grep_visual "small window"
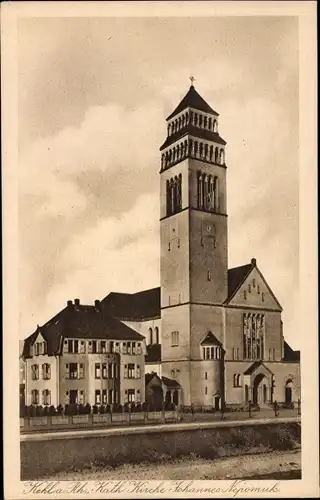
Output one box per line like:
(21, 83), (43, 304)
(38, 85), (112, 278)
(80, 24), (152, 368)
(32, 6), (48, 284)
(262, 293), (265, 302)
(95, 390), (101, 405)
(171, 331), (179, 346)
(205, 372), (208, 380)
(244, 291), (247, 300)
(128, 363), (135, 378)
(205, 387), (208, 395)
(248, 284), (251, 293)
(207, 271), (212, 282)
(257, 285), (260, 294)
(79, 390), (85, 404)
(101, 341), (106, 353)
(253, 279), (256, 288)
(69, 363), (78, 379)
(95, 363), (101, 379)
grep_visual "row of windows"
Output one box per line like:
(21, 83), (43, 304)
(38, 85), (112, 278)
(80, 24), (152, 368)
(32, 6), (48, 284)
(31, 389), (51, 405)
(31, 363), (51, 380)
(63, 339), (142, 355)
(232, 347), (276, 361)
(202, 346), (221, 360)
(198, 172), (219, 212)
(166, 175), (182, 216)
(161, 140), (225, 170)
(147, 327), (159, 346)
(167, 111), (218, 136)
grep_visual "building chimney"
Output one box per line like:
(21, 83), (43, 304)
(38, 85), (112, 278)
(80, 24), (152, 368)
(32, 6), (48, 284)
(94, 299), (101, 310)
(74, 298), (80, 309)
(251, 258), (256, 266)
(67, 300), (73, 309)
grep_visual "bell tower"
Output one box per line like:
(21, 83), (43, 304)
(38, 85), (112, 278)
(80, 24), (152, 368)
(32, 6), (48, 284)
(160, 81), (228, 405)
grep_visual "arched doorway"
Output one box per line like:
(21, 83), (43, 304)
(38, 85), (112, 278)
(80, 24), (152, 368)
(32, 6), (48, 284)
(285, 379), (293, 404)
(252, 373), (267, 405)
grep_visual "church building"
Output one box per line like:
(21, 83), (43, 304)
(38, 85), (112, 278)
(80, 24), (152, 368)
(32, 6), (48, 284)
(22, 83), (300, 410)
(102, 82), (301, 409)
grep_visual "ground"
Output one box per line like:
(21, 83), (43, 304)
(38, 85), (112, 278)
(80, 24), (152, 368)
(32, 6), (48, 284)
(44, 449), (301, 481)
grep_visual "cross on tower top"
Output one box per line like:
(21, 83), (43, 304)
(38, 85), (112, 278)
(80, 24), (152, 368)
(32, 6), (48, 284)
(189, 76), (195, 87)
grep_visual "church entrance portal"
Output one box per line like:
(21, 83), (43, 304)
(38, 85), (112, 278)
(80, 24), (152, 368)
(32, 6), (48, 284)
(252, 373), (268, 405)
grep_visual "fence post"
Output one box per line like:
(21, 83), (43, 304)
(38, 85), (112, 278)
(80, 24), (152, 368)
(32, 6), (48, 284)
(248, 400), (252, 418)
(274, 400), (278, 417)
(220, 403), (224, 420)
(297, 398), (301, 416)
(161, 402), (165, 424)
(110, 405), (113, 424)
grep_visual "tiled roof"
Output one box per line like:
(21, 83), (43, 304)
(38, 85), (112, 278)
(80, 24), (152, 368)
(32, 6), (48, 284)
(22, 303), (144, 359)
(200, 331), (222, 346)
(161, 376), (181, 389)
(283, 341), (300, 362)
(225, 262), (254, 303)
(166, 85), (219, 121)
(101, 287), (160, 320)
(160, 125), (226, 151)
(146, 344), (161, 363)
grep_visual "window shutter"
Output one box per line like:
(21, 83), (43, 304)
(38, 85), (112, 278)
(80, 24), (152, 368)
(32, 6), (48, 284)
(79, 364), (84, 378)
(115, 342), (120, 353)
(124, 365), (128, 378)
(88, 341), (92, 354)
(136, 365), (141, 378)
(65, 364), (69, 378)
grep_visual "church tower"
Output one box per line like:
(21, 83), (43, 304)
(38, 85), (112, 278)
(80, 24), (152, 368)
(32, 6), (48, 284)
(160, 81), (228, 406)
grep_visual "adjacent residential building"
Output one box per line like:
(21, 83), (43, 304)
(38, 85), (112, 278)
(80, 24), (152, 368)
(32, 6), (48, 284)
(22, 83), (300, 409)
(22, 300), (146, 406)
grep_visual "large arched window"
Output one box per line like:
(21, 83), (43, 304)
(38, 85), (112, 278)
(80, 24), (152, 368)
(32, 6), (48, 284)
(167, 176), (182, 216)
(214, 176), (219, 211)
(243, 313), (265, 360)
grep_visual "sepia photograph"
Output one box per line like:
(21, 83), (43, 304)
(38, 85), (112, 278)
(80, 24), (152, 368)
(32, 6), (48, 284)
(2, 1), (318, 498)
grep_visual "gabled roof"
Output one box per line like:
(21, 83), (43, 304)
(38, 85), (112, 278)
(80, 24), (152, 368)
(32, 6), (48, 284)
(200, 331), (222, 346)
(224, 258), (282, 310)
(145, 372), (161, 385)
(146, 344), (161, 363)
(243, 360), (273, 376)
(22, 302), (144, 359)
(160, 125), (226, 151)
(166, 85), (219, 121)
(101, 287), (160, 320)
(161, 376), (181, 389)
(283, 341), (300, 362)
(226, 262), (253, 303)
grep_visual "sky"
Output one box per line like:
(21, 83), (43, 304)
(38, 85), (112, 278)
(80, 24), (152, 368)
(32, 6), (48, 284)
(18, 16), (299, 348)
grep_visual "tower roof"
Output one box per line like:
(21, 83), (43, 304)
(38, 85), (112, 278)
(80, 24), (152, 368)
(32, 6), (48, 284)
(166, 85), (219, 121)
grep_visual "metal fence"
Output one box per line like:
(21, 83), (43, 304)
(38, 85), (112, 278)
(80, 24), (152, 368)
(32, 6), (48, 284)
(20, 400), (301, 433)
